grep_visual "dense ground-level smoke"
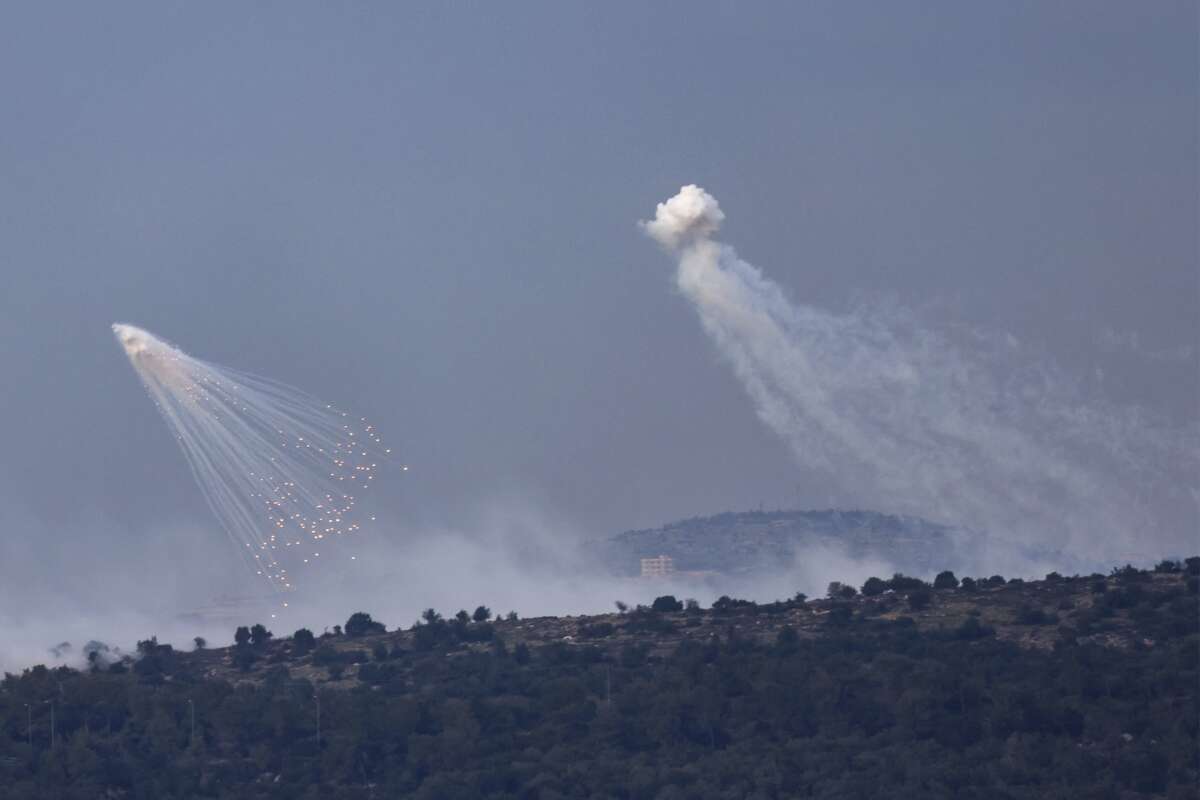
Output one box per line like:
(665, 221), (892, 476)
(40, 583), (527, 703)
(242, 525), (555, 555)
(643, 186), (1198, 573)
(0, 495), (895, 673)
(112, 323), (394, 596)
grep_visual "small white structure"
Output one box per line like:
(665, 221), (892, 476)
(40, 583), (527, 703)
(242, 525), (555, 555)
(640, 554), (675, 578)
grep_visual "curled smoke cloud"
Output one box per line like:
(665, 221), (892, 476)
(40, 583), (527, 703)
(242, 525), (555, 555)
(642, 185), (1198, 574)
(640, 184), (726, 250)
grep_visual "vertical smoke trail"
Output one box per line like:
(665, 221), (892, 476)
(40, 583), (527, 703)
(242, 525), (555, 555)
(642, 186), (1197, 572)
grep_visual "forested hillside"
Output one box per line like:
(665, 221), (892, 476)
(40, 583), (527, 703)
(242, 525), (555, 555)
(1, 560), (1197, 799)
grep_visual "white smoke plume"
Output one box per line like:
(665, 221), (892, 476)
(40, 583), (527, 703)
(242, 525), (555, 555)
(111, 323), (392, 596)
(640, 184), (726, 250)
(0, 496), (880, 672)
(643, 185), (1198, 574)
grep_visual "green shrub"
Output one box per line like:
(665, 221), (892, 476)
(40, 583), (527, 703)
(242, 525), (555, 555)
(933, 571), (959, 590)
(345, 612), (386, 637)
(651, 595), (684, 613)
(907, 589), (932, 610)
(861, 576), (888, 596)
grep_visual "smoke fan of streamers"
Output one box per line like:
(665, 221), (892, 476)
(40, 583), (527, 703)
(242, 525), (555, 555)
(112, 323), (393, 592)
(642, 186), (1198, 572)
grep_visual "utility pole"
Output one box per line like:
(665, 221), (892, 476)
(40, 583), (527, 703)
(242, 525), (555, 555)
(24, 704), (31, 749)
(188, 699), (195, 744)
(288, 683), (322, 747)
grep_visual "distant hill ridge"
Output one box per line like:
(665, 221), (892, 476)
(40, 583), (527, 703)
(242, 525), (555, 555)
(590, 508), (961, 577)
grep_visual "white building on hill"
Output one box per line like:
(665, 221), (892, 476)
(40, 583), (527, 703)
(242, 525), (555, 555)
(640, 554), (675, 578)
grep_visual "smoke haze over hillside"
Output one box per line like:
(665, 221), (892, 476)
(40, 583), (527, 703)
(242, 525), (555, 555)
(0, 4), (1195, 670)
(643, 185), (1198, 573)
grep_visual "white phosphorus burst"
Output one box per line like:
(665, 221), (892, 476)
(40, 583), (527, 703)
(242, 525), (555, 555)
(112, 323), (395, 592)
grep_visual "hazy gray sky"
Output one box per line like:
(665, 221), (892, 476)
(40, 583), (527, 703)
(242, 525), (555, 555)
(1, 2), (1195, 580)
